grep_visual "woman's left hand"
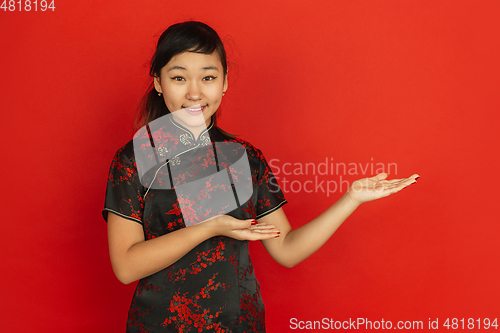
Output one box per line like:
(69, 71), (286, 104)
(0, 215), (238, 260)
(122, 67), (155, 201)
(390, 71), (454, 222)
(347, 173), (419, 206)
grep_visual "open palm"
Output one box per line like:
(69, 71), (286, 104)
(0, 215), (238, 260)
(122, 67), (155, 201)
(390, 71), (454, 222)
(347, 173), (419, 205)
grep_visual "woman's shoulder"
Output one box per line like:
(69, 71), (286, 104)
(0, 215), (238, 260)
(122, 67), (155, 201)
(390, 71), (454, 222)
(108, 138), (138, 168)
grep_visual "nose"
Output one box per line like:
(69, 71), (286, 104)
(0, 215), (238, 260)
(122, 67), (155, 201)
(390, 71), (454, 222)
(186, 81), (202, 101)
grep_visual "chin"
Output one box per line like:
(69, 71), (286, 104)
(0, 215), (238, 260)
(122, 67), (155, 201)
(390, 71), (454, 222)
(184, 119), (208, 128)
(173, 112), (209, 129)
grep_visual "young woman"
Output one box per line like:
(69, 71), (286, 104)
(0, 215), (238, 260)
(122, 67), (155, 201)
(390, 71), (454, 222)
(102, 21), (419, 332)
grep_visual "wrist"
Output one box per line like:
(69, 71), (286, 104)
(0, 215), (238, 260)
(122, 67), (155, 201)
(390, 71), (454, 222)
(344, 187), (362, 209)
(198, 215), (223, 238)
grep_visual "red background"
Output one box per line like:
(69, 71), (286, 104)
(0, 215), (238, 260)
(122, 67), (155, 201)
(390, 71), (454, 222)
(1, 0), (499, 331)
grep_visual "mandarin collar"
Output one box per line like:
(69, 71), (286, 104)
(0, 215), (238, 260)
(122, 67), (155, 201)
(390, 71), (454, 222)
(168, 116), (215, 142)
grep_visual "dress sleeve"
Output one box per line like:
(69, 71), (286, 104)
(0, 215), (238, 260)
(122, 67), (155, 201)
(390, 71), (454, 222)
(102, 145), (145, 224)
(254, 149), (287, 219)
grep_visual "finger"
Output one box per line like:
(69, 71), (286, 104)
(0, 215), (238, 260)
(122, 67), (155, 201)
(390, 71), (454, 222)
(249, 224), (276, 231)
(250, 233), (281, 241)
(249, 226), (280, 233)
(376, 173), (419, 184)
(383, 177), (416, 187)
(390, 175), (419, 187)
(378, 175), (416, 185)
(378, 178), (406, 184)
(389, 179), (418, 193)
(371, 175), (418, 197)
(401, 178), (418, 189)
(238, 230), (280, 241)
(399, 177), (418, 187)
(381, 180), (411, 189)
(260, 229), (280, 238)
(249, 227), (277, 233)
(243, 219), (259, 228)
(370, 180), (413, 196)
(383, 180), (416, 191)
(370, 173), (388, 181)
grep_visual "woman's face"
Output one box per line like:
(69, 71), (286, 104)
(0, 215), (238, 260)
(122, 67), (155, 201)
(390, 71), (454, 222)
(154, 50), (228, 134)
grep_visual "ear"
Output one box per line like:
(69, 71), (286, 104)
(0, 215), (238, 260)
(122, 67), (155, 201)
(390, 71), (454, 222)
(153, 75), (162, 94)
(223, 73), (228, 93)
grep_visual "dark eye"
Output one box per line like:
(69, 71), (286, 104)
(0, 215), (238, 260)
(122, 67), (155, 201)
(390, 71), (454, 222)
(203, 76), (217, 81)
(170, 76), (185, 81)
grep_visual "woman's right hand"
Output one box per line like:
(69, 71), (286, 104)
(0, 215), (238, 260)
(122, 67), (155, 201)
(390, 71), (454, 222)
(203, 215), (280, 241)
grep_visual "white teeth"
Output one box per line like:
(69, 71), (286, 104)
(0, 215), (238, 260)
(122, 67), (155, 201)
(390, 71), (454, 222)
(186, 106), (202, 111)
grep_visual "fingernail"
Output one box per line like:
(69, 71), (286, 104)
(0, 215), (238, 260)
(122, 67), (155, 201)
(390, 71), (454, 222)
(415, 176), (420, 181)
(251, 220), (258, 225)
(275, 235), (280, 238)
(277, 231), (281, 234)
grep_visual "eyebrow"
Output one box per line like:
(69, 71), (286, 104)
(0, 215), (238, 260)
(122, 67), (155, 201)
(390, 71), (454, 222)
(166, 65), (219, 72)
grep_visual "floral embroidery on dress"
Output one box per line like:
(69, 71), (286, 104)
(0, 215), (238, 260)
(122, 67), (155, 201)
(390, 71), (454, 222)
(179, 132), (211, 147)
(180, 133), (194, 146)
(200, 133), (211, 146)
(170, 155), (181, 166)
(157, 145), (169, 157)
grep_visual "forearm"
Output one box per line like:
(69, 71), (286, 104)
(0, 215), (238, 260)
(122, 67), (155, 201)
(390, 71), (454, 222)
(279, 192), (360, 267)
(115, 223), (216, 284)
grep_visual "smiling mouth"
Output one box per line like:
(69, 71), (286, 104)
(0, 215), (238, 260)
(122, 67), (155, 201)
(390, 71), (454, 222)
(184, 104), (207, 116)
(183, 105), (207, 114)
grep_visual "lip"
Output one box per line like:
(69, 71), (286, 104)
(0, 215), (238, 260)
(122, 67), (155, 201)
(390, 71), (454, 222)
(183, 104), (207, 115)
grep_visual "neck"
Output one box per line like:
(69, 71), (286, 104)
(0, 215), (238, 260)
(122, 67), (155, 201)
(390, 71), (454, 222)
(170, 116), (213, 140)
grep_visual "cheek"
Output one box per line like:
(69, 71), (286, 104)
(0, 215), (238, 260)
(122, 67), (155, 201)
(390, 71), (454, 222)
(207, 84), (224, 99)
(162, 87), (184, 107)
